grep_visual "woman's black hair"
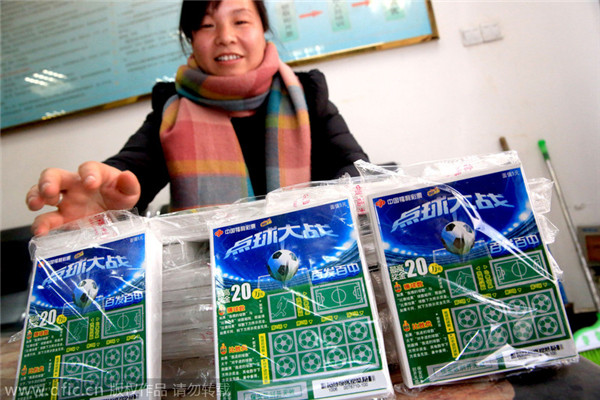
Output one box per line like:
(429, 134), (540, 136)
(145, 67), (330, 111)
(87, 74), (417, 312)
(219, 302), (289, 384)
(179, 0), (270, 52)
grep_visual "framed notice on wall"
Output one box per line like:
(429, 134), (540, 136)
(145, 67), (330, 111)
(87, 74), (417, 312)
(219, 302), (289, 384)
(0, 0), (437, 130)
(266, 0), (437, 64)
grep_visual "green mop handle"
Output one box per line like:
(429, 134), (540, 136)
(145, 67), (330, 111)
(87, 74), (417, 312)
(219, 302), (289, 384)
(538, 140), (550, 160)
(538, 140), (600, 310)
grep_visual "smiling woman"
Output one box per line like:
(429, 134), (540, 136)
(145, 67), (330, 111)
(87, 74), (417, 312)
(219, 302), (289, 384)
(26, 0), (369, 235)
(186, 0), (267, 76)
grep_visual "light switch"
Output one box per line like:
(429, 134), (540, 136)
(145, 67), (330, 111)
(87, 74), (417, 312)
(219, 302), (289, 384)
(480, 22), (502, 42)
(460, 27), (484, 46)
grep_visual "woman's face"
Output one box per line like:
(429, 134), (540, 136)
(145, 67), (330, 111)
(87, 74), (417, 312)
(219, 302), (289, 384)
(191, 0), (267, 76)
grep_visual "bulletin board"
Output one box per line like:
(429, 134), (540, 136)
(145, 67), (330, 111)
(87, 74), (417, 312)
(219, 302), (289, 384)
(0, 0), (437, 130)
(267, 0), (438, 65)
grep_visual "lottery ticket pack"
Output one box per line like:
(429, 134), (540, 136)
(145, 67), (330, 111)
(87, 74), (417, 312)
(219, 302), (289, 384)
(209, 187), (393, 400)
(15, 211), (162, 400)
(363, 153), (578, 388)
(152, 202), (266, 387)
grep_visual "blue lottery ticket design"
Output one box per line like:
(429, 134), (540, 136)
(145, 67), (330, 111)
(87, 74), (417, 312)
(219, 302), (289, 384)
(16, 233), (154, 400)
(211, 198), (391, 400)
(369, 166), (577, 388)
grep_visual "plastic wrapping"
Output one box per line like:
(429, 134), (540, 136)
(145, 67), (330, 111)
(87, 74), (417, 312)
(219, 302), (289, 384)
(152, 195), (399, 392)
(209, 186), (393, 399)
(357, 152), (578, 389)
(12, 152), (575, 398)
(14, 211), (162, 399)
(264, 178), (389, 271)
(151, 201), (266, 388)
(150, 208), (219, 388)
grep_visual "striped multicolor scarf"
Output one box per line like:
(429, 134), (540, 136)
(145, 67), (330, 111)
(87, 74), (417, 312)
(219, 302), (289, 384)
(159, 43), (311, 211)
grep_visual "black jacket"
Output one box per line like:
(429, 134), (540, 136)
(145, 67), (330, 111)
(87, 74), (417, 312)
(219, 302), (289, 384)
(104, 70), (368, 211)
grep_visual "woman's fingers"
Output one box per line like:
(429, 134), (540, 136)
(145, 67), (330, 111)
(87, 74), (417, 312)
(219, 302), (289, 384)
(38, 168), (65, 196)
(27, 163), (141, 236)
(31, 211), (67, 236)
(32, 168), (80, 207)
(26, 184), (45, 211)
(26, 170), (63, 210)
(85, 163), (141, 210)
(116, 170), (140, 196)
(78, 161), (106, 190)
(112, 170), (141, 208)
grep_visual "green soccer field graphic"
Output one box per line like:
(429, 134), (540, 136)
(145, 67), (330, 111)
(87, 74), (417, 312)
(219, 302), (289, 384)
(268, 317), (379, 381)
(102, 305), (144, 338)
(311, 278), (367, 314)
(59, 341), (144, 399)
(491, 250), (547, 289)
(451, 289), (566, 355)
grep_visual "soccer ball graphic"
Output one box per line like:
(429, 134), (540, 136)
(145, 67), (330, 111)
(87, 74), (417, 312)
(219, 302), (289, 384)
(512, 320), (534, 341)
(441, 221), (475, 255)
(273, 333), (294, 354)
(326, 348), (347, 369)
(457, 308), (479, 329)
(73, 279), (98, 309)
(531, 294), (553, 313)
(267, 250), (299, 283)
(351, 344), (373, 364)
(276, 356), (297, 377)
(537, 316), (559, 336)
(462, 330), (484, 351)
(488, 326), (509, 347)
(322, 325), (344, 345)
(301, 352), (322, 373)
(482, 305), (505, 323)
(347, 321), (369, 342)
(298, 330), (319, 350)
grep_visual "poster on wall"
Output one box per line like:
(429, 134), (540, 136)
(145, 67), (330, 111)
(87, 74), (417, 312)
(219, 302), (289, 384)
(266, 0), (436, 62)
(0, 0), (437, 130)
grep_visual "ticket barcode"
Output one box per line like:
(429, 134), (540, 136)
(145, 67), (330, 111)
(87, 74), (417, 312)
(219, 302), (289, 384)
(312, 371), (390, 398)
(319, 375), (375, 390)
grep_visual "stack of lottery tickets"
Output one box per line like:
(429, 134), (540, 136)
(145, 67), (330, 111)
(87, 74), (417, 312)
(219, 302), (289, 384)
(365, 153), (578, 388)
(153, 204), (265, 387)
(14, 152), (578, 399)
(210, 189), (393, 400)
(16, 212), (162, 400)
(154, 198), (400, 392)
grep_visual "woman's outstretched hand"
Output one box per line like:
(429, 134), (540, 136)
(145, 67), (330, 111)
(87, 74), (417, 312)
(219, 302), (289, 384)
(26, 161), (141, 236)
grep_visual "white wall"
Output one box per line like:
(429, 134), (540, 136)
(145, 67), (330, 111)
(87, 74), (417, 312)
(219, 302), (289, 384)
(2, 0), (599, 311)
